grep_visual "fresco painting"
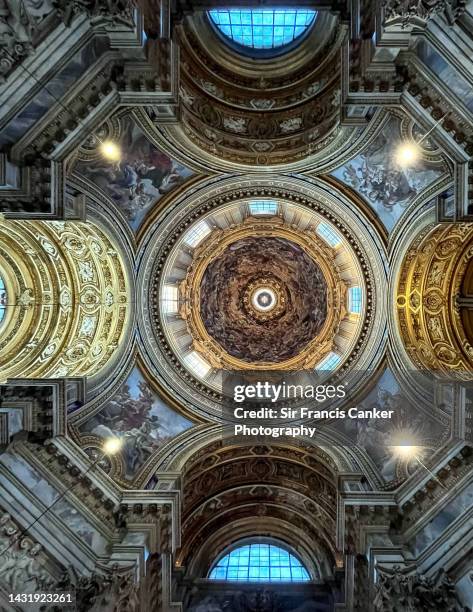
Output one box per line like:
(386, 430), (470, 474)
(331, 115), (447, 230)
(331, 368), (448, 484)
(81, 367), (193, 479)
(73, 115), (194, 230)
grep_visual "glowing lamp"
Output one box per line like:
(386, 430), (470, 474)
(395, 142), (420, 166)
(391, 444), (419, 460)
(100, 141), (121, 161)
(102, 437), (123, 455)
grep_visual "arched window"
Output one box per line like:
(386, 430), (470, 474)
(208, 541), (311, 582)
(208, 9), (316, 52)
(316, 351), (341, 371)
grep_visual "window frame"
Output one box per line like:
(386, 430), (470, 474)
(208, 538), (313, 583)
(316, 351), (341, 371)
(248, 200), (278, 216)
(208, 9), (317, 58)
(316, 222), (342, 248)
(348, 286), (362, 314)
(183, 220), (212, 248)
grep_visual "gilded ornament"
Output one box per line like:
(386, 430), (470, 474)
(0, 220), (130, 379)
(397, 224), (473, 374)
(178, 218), (349, 371)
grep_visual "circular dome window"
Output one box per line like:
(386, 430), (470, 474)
(208, 9), (317, 54)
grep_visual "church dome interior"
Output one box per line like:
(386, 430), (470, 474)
(0, 0), (472, 611)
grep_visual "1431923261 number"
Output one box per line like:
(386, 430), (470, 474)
(9, 593), (74, 604)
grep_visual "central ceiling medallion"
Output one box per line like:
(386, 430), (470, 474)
(246, 278), (283, 319)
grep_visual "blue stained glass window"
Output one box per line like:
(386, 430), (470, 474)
(209, 10), (316, 51)
(209, 542), (311, 582)
(0, 274), (7, 325)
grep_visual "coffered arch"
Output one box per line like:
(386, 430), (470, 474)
(396, 220), (473, 375)
(0, 219), (131, 380)
(178, 441), (340, 582)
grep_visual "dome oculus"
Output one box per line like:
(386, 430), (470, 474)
(252, 287), (277, 312)
(208, 9), (317, 51)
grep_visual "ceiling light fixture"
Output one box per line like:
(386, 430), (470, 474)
(395, 112), (449, 168)
(389, 430), (449, 492)
(389, 430), (422, 461)
(395, 142), (421, 167)
(102, 436), (123, 455)
(391, 442), (420, 460)
(100, 140), (121, 161)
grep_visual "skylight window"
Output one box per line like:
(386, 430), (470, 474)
(183, 220), (211, 248)
(161, 285), (179, 314)
(208, 10), (316, 51)
(183, 351), (211, 379)
(348, 286), (362, 314)
(249, 200), (278, 216)
(316, 352), (341, 371)
(316, 222), (342, 247)
(209, 542), (311, 582)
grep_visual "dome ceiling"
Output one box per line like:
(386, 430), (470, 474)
(1, 1), (473, 608)
(141, 181), (383, 409)
(199, 235), (328, 363)
(0, 219), (131, 380)
(175, 213), (350, 376)
(397, 222), (473, 375)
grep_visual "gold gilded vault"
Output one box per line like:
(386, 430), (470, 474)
(0, 219), (130, 380)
